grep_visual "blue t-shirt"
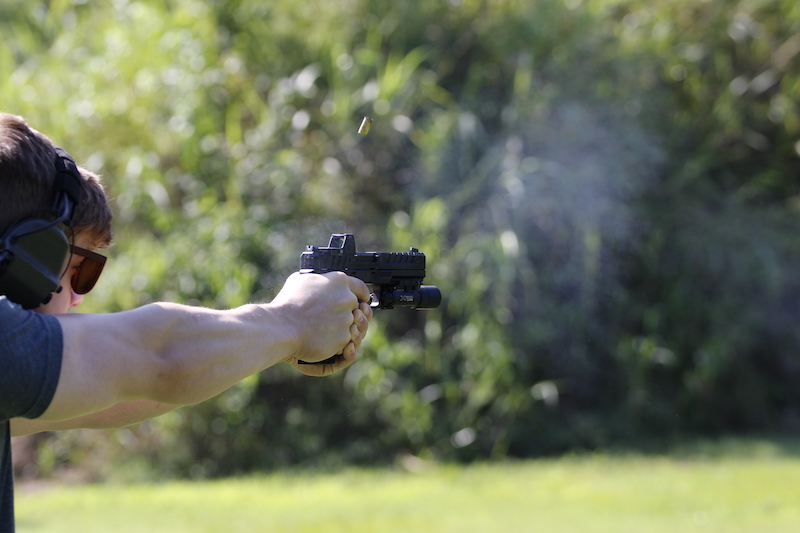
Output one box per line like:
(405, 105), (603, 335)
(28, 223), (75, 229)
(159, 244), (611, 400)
(0, 296), (63, 532)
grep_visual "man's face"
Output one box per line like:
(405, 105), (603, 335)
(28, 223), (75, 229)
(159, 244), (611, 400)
(35, 233), (95, 315)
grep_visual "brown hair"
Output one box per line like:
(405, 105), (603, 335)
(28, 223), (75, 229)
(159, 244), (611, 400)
(0, 113), (113, 247)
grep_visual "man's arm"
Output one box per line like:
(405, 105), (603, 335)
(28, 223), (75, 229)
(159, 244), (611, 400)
(35, 272), (372, 424)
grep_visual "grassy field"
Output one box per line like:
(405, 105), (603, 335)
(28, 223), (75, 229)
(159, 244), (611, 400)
(15, 439), (800, 532)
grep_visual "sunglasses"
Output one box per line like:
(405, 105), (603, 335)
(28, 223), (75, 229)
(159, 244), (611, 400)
(69, 244), (107, 294)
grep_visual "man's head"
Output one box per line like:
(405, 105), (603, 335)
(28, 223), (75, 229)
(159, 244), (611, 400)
(0, 113), (113, 244)
(0, 113), (114, 310)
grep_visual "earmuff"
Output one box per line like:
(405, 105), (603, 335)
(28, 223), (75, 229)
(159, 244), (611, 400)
(0, 147), (85, 309)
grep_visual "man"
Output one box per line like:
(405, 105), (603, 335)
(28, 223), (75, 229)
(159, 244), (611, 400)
(0, 113), (373, 530)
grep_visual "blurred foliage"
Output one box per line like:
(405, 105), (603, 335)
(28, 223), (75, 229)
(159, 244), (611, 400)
(4, 0), (800, 478)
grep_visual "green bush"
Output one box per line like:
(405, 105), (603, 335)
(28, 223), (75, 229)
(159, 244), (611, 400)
(4, 0), (800, 478)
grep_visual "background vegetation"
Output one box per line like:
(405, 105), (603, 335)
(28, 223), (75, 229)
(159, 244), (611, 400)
(4, 0), (800, 478)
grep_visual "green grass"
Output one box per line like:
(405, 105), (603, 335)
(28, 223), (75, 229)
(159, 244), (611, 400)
(16, 439), (800, 532)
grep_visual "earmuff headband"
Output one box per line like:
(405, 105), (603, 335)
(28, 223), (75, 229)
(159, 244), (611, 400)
(52, 146), (85, 225)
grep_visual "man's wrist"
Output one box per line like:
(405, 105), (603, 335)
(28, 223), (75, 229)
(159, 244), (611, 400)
(237, 303), (301, 366)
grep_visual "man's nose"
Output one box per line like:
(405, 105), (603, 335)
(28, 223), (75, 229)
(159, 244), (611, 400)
(70, 290), (84, 308)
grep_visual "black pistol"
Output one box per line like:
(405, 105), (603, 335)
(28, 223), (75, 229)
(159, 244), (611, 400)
(298, 233), (441, 364)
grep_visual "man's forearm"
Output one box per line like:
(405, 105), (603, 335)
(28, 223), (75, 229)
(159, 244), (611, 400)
(116, 302), (298, 404)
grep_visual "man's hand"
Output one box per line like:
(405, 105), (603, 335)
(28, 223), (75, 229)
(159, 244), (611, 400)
(286, 301), (372, 377)
(271, 272), (373, 375)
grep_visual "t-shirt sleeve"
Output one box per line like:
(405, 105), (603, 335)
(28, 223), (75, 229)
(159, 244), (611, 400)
(0, 296), (63, 420)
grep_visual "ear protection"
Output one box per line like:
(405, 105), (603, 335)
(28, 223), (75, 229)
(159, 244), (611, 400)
(0, 147), (85, 309)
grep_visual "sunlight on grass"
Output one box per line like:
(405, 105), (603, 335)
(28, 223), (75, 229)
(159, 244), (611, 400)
(16, 440), (800, 532)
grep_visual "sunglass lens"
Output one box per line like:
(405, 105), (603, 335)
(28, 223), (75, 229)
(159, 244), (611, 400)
(72, 257), (105, 294)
